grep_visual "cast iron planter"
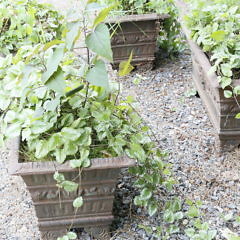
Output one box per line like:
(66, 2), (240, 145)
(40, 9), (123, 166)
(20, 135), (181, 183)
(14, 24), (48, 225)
(176, 0), (240, 151)
(9, 138), (135, 239)
(107, 13), (169, 65)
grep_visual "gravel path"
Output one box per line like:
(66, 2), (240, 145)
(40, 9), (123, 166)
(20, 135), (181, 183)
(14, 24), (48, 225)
(1, 53), (239, 239)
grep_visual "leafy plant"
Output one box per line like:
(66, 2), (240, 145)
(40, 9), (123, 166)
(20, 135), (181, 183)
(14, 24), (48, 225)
(98, 0), (185, 56)
(184, 0), (240, 115)
(138, 198), (217, 240)
(0, 0), (63, 55)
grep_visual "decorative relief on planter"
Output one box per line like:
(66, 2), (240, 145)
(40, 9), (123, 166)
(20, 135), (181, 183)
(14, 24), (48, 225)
(29, 183), (116, 201)
(35, 197), (114, 219)
(9, 138), (135, 239)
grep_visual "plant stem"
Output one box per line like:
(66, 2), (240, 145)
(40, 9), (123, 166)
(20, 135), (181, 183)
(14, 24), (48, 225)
(83, 15), (90, 108)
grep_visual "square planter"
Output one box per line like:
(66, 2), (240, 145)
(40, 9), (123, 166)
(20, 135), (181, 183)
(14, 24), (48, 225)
(9, 138), (135, 239)
(176, 0), (240, 151)
(107, 13), (169, 65)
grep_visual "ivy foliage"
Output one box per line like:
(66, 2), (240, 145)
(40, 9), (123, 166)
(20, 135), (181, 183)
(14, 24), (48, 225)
(0, 0), (64, 55)
(98, 0), (185, 56)
(0, 1), (173, 220)
(184, 0), (240, 103)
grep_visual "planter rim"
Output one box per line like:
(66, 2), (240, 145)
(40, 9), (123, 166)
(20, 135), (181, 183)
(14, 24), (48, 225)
(175, 0), (240, 88)
(8, 137), (136, 176)
(107, 13), (169, 24)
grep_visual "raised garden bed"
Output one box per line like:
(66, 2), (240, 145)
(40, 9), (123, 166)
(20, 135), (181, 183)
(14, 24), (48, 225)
(176, 0), (240, 151)
(9, 138), (135, 239)
(107, 13), (169, 65)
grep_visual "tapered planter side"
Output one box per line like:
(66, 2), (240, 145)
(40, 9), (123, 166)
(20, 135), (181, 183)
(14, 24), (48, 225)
(9, 138), (135, 239)
(176, 0), (240, 151)
(107, 13), (169, 65)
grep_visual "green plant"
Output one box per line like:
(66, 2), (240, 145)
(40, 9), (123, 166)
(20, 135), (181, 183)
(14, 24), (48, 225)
(184, 0), (240, 116)
(0, 1), (174, 238)
(138, 198), (217, 240)
(0, 0), (63, 55)
(98, 0), (185, 56)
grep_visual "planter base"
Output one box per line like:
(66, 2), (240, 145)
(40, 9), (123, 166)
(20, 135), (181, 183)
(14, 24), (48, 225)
(40, 224), (110, 240)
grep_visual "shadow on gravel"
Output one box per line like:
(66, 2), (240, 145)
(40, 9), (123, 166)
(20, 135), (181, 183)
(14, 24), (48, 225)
(110, 170), (138, 234)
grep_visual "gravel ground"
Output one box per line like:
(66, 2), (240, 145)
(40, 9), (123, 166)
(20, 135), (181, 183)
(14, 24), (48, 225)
(1, 52), (239, 240)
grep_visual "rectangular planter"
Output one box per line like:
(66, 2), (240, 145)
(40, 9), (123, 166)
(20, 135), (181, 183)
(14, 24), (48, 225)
(9, 138), (135, 239)
(107, 13), (169, 65)
(176, 0), (240, 151)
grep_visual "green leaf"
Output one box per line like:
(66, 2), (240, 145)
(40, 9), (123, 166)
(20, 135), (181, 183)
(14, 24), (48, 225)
(86, 60), (109, 89)
(87, 0), (97, 4)
(53, 172), (65, 183)
(61, 127), (81, 141)
(73, 196), (83, 208)
(172, 198), (182, 212)
(86, 23), (113, 61)
(174, 211), (184, 220)
(134, 196), (143, 206)
(235, 216), (240, 223)
(185, 228), (195, 238)
(223, 212), (234, 222)
(127, 143), (146, 162)
(140, 188), (152, 200)
(42, 46), (65, 83)
(224, 90), (233, 98)
(5, 123), (21, 138)
(43, 40), (65, 51)
(57, 236), (69, 240)
(186, 199), (193, 206)
(62, 180), (78, 192)
(61, 114), (74, 127)
(211, 30), (226, 41)
(148, 203), (158, 216)
(43, 98), (60, 112)
(45, 66), (66, 95)
(93, 6), (115, 27)
(0, 135), (4, 147)
(221, 64), (232, 77)
(82, 159), (91, 168)
(220, 77), (232, 89)
(233, 86), (240, 95)
(54, 149), (67, 164)
(67, 232), (77, 239)
(65, 142), (78, 155)
(35, 140), (49, 159)
(208, 230), (217, 239)
(49, 133), (63, 151)
(119, 51), (134, 77)
(25, 45), (41, 64)
(187, 206), (200, 218)
(66, 22), (81, 50)
(70, 159), (83, 168)
(163, 210), (175, 223)
(80, 148), (89, 160)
